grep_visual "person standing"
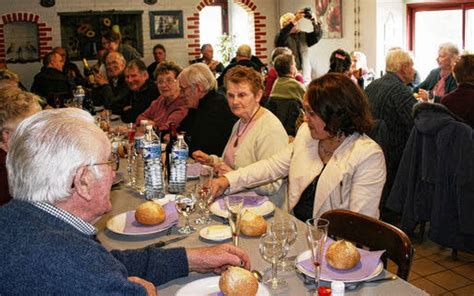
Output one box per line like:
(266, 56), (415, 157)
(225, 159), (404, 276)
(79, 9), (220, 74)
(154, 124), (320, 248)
(275, 9), (322, 83)
(147, 44), (167, 79)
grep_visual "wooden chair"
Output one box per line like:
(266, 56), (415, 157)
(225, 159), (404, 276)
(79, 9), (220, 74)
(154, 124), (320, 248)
(320, 209), (414, 280)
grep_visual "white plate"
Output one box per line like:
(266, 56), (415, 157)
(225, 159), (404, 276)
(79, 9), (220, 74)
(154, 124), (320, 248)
(295, 250), (384, 283)
(175, 276), (270, 296)
(209, 199), (275, 218)
(106, 195), (176, 236)
(199, 225), (232, 241)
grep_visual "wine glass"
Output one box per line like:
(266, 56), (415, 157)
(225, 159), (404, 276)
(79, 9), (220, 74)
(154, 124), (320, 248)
(175, 192), (197, 234)
(259, 232), (289, 289)
(306, 218), (330, 292)
(195, 165), (213, 224)
(270, 219), (298, 271)
(225, 195), (244, 247)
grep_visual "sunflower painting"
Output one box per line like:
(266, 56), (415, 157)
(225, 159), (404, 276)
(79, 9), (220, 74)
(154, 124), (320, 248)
(315, 0), (342, 38)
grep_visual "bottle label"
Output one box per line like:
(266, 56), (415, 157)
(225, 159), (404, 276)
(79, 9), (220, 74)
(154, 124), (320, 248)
(172, 149), (188, 161)
(143, 144), (161, 160)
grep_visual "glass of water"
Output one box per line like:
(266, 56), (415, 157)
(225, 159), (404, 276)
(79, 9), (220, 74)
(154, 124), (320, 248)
(270, 219), (298, 271)
(225, 195), (244, 247)
(175, 192), (197, 234)
(259, 232), (289, 289)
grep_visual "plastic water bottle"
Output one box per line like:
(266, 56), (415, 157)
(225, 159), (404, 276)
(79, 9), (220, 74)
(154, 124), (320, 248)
(142, 125), (164, 199)
(73, 85), (86, 108)
(168, 134), (188, 193)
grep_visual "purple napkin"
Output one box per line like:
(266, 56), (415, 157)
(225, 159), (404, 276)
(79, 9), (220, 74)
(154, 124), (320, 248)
(187, 163), (202, 178)
(216, 192), (269, 210)
(299, 238), (385, 281)
(207, 292), (224, 296)
(122, 202), (178, 234)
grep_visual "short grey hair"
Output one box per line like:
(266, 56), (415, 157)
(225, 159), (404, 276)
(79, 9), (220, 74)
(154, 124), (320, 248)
(385, 49), (413, 73)
(6, 108), (109, 203)
(178, 63), (217, 92)
(106, 51), (126, 66)
(439, 42), (460, 57)
(236, 44), (252, 58)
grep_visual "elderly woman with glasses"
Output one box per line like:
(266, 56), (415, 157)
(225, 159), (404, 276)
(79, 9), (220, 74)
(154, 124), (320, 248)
(0, 85), (42, 205)
(135, 61), (188, 132)
(212, 73), (386, 220)
(193, 66), (289, 209)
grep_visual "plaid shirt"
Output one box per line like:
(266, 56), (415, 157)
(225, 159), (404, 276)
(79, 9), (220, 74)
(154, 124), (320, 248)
(32, 202), (97, 236)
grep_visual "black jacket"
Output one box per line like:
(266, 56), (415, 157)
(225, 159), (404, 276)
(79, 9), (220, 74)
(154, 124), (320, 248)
(31, 67), (72, 106)
(275, 21), (322, 70)
(179, 89), (237, 155)
(92, 74), (130, 114)
(387, 103), (474, 252)
(121, 79), (159, 123)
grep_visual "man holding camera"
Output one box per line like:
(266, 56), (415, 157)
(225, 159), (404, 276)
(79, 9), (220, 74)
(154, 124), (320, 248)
(275, 8), (322, 84)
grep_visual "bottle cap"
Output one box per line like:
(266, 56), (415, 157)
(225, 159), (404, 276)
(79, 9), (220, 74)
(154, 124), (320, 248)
(146, 124), (153, 130)
(140, 120), (149, 126)
(177, 134), (184, 139)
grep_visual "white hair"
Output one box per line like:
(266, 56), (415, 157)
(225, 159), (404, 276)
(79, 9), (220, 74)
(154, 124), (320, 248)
(439, 42), (460, 57)
(6, 108), (109, 203)
(385, 49), (413, 73)
(178, 63), (217, 92)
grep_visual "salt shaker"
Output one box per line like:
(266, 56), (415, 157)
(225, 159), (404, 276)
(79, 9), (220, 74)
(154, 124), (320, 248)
(331, 280), (345, 296)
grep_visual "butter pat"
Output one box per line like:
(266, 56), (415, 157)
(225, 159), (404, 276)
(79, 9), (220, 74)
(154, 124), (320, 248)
(206, 225), (232, 239)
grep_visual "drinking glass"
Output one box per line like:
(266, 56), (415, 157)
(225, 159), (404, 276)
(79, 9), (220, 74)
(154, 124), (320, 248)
(259, 232), (289, 289)
(270, 219), (298, 271)
(195, 165), (213, 224)
(175, 192), (197, 234)
(306, 218), (330, 292)
(225, 195), (244, 247)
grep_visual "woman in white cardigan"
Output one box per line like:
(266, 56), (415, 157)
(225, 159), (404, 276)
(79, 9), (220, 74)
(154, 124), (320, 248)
(193, 66), (288, 209)
(212, 73), (386, 220)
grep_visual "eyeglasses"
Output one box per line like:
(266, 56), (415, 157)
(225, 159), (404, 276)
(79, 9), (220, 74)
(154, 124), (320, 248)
(157, 78), (177, 85)
(88, 153), (119, 172)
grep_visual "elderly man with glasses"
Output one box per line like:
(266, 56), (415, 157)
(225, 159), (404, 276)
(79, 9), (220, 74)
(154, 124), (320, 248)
(0, 108), (250, 294)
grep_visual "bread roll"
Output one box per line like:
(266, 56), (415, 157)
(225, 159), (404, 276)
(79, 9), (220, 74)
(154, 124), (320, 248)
(219, 266), (258, 296)
(240, 210), (267, 237)
(135, 201), (166, 225)
(326, 240), (361, 270)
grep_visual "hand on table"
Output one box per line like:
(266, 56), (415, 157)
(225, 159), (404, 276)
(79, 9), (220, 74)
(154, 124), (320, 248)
(186, 244), (251, 274)
(211, 176), (230, 199)
(213, 161), (233, 176)
(192, 150), (211, 164)
(128, 276), (157, 296)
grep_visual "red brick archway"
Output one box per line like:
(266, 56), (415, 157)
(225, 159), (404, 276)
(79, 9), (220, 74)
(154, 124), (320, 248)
(0, 12), (53, 63)
(186, 0), (268, 64)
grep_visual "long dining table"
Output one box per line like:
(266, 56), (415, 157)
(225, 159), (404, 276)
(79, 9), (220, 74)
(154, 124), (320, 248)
(95, 173), (428, 295)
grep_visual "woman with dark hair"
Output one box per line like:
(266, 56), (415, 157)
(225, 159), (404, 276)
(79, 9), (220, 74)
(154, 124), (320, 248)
(212, 73), (386, 220)
(328, 49), (352, 75)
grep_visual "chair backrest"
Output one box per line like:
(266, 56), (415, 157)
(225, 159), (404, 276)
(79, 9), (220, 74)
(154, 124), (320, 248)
(320, 209), (413, 280)
(265, 96), (303, 136)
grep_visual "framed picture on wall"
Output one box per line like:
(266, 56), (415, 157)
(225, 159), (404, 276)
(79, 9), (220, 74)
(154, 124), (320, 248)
(149, 10), (183, 39)
(315, 0), (342, 39)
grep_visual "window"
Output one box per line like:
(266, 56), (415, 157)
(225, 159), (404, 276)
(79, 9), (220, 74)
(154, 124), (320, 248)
(407, 1), (474, 79)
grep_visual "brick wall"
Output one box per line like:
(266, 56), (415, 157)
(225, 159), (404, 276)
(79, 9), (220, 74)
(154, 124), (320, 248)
(0, 12), (53, 63)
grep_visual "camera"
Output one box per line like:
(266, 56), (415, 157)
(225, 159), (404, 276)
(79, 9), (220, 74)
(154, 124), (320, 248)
(303, 7), (312, 19)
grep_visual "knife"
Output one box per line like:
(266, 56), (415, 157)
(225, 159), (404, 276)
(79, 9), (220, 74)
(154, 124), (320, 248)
(149, 236), (187, 248)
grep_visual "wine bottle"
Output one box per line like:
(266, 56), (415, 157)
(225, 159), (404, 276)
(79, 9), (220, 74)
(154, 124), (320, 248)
(82, 58), (95, 85)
